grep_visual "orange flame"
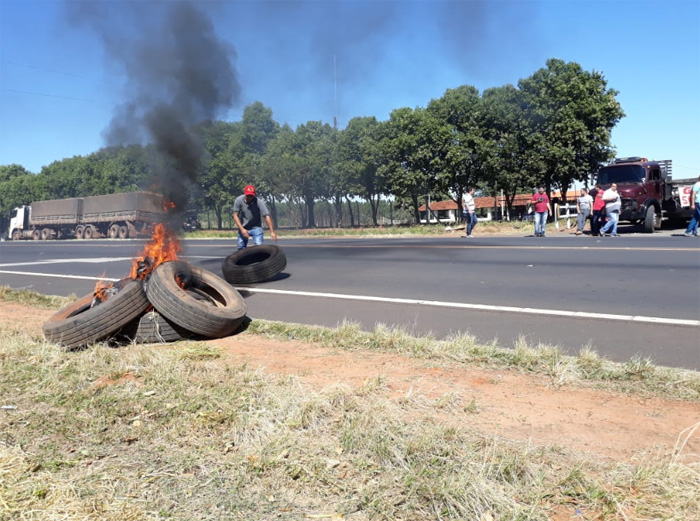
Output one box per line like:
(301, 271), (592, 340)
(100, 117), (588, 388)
(129, 223), (181, 280)
(94, 278), (114, 303)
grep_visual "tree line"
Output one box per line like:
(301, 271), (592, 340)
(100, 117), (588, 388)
(0, 59), (624, 230)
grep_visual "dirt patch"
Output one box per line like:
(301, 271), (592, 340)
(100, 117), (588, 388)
(5, 300), (698, 463)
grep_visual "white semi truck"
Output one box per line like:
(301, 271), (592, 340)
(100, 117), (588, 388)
(7, 191), (166, 240)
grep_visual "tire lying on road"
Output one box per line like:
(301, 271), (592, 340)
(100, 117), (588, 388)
(147, 261), (247, 338)
(117, 309), (193, 344)
(43, 279), (150, 350)
(222, 244), (287, 284)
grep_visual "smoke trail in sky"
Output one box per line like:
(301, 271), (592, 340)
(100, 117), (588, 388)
(66, 0), (240, 218)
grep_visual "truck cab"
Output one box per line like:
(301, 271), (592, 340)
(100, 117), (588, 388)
(8, 206), (31, 240)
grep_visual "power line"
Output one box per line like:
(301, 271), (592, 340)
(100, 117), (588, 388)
(1, 88), (99, 103)
(1, 60), (88, 78)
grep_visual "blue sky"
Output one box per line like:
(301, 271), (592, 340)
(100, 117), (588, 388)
(1, 0), (699, 179)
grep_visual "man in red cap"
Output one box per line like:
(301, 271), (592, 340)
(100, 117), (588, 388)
(232, 184), (277, 249)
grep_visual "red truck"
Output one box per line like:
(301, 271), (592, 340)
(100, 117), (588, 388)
(595, 157), (696, 233)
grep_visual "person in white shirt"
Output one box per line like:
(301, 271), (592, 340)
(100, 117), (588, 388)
(462, 187), (478, 238)
(599, 183), (621, 237)
(575, 188), (593, 235)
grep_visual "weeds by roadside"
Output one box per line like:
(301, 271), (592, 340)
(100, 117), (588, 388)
(247, 320), (700, 402)
(1, 329), (698, 521)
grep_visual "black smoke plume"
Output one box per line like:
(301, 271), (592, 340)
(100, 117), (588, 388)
(66, 1), (240, 228)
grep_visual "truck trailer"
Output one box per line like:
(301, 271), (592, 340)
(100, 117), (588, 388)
(8, 191), (166, 240)
(594, 158), (696, 233)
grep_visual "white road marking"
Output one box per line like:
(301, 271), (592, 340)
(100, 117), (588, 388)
(1, 268), (697, 327)
(235, 287), (700, 327)
(0, 270), (120, 282)
(0, 257), (131, 267)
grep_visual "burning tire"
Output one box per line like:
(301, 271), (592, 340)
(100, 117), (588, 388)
(147, 261), (247, 338)
(43, 279), (150, 350)
(118, 310), (192, 343)
(222, 245), (287, 285)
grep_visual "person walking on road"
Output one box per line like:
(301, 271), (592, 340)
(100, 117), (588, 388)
(462, 187), (478, 238)
(530, 186), (551, 237)
(683, 175), (700, 237)
(233, 185), (277, 250)
(590, 184), (606, 236)
(575, 188), (593, 235)
(600, 183), (621, 237)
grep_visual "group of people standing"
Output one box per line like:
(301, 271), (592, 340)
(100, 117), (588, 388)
(461, 184), (624, 238)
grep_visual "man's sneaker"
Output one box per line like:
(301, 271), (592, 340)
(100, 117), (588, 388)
(685, 233), (694, 237)
(575, 231), (582, 235)
(610, 234), (619, 237)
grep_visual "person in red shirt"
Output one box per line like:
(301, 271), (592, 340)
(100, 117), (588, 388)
(530, 186), (552, 237)
(590, 184), (606, 236)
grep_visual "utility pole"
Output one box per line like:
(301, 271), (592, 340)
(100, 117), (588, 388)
(333, 54), (338, 129)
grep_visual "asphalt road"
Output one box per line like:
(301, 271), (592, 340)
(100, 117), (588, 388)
(1, 232), (699, 370)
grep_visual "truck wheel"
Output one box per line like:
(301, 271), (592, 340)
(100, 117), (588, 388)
(75, 225), (85, 239)
(43, 279), (150, 350)
(146, 261), (247, 338)
(32, 229), (41, 241)
(83, 225), (94, 240)
(222, 245), (287, 284)
(41, 228), (52, 240)
(109, 224), (120, 239)
(11, 229), (20, 241)
(643, 206), (658, 233)
(118, 225), (129, 239)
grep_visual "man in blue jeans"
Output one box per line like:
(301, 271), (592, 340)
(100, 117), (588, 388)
(600, 183), (621, 237)
(232, 185), (277, 250)
(530, 186), (551, 237)
(683, 175), (700, 237)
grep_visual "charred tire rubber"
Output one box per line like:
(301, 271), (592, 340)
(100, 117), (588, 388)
(118, 310), (192, 343)
(43, 279), (150, 350)
(147, 261), (247, 338)
(222, 245), (287, 284)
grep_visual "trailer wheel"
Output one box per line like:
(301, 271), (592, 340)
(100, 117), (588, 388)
(146, 261), (247, 338)
(643, 206), (658, 233)
(32, 229), (41, 241)
(75, 225), (85, 239)
(118, 225), (129, 239)
(83, 225), (94, 240)
(43, 279), (150, 350)
(109, 224), (120, 239)
(41, 228), (52, 240)
(222, 245), (287, 284)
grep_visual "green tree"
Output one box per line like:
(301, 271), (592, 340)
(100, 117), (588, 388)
(479, 85), (537, 215)
(427, 85), (484, 211)
(518, 58), (625, 201)
(0, 164), (34, 182)
(337, 116), (386, 226)
(380, 107), (448, 223)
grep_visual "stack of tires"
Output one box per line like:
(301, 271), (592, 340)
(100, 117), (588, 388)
(43, 261), (247, 350)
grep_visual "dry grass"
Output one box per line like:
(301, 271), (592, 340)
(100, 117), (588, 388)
(2, 325), (699, 520)
(247, 320), (700, 401)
